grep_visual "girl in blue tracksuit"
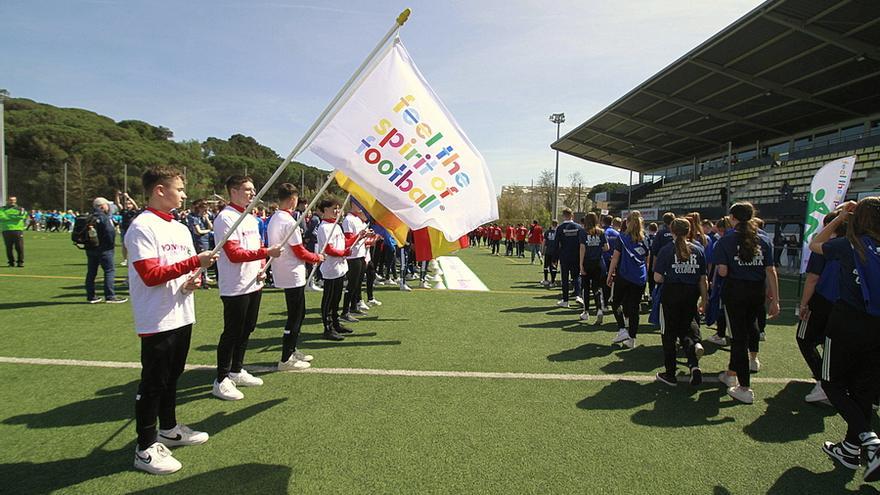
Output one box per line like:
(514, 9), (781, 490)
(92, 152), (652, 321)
(809, 197), (880, 481)
(712, 202), (779, 405)
(579, 212), (608, 324)
(607, 211), (648, 348)
(797, 211), (846, 404)
(653, 217), (708, 387)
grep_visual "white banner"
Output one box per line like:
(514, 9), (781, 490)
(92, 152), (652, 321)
(800, 155), (855, 273)
(309, 40), (498, 241)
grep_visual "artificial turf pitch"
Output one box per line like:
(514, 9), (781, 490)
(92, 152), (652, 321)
(0, 232), (877, 494)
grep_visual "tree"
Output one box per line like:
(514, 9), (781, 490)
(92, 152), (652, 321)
(588, 182), (627, 201)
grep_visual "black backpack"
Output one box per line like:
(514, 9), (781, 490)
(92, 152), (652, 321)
(71, 214), (100, 249)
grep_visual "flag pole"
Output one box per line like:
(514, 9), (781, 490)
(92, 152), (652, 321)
(190, 9), (411, 281)
(242, 172), (336, 292)
(305, 193), (352, 287)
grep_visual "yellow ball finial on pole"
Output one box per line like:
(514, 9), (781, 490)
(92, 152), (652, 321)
(397, 8), (412, 26)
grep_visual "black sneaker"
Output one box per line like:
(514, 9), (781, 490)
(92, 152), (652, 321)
(656, 372), (677, 387)
(322, 330), (345, 341)
(335, 325), (354, 334)
(866, 446), (880, 482)
(105, 297), (128, 304)
(7, 262), (13, 267)
(823, 441), (860, 470)
(690, 367), (703, 386)
(16, 262), (23, 268)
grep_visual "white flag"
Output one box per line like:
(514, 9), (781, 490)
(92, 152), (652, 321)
(800, 155), (855, 273)
(308, 40), (498, 241)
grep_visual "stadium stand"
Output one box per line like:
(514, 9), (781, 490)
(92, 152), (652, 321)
(551, 0), (880, 226)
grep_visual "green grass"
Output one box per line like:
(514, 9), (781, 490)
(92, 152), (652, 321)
(0, 232), (878, 494)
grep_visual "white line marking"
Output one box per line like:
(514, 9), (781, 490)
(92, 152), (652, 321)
(0, 356), (810, 384)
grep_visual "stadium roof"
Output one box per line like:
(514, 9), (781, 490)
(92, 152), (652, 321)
(552, 0), (880, 173)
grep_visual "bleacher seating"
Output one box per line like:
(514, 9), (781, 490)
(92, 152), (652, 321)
(664, 166), (769, 210)
(632, 145), (880, 211)
(736, 145), (880, 204)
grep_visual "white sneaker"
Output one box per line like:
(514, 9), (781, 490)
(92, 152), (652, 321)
(575, 296), (584, 305)
(759, 332), (766, 342)
(623, 337), (636, 349)
(419, 281), (431, 289)
(579, 311), (590, 322)
(728, 386), (754, 404)
(595, 311), (603, 326)
(357, 301), (370, 312)
(694, 343), (705, 358)
(228, 369), (263, 387)
(368, 298), (382, 306)
(120, 260), (128, 266)
(134, 442), (181, 475)
(341, 313), (359, 323)
(212, 377), (244, 400)
(805, 382), (828, 403)
(612, 328), (629, 344)
(400, 284), (412, 292)
(750, 357), (761, 373)
(278, 357), (311, 371)
(375, 274), (385, 281)
(706, 334), (727, 346)
(557, 300), (569, 308)
(292, 350), (313, 362)
(306, 281), (323, 292)
(158, 424), (209, 447)
(718, 372), (738, 388)
(540, 280), (550, 287)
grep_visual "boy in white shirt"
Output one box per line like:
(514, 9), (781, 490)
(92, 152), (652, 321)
(341, 203), (372, 322)
(126, 166), (217, 475)
(267, 183), (324, 370)
(316, 197), (365, 340)
(212, 175), (282, 401)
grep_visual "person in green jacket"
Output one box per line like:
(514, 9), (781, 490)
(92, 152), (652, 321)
(1, 196), (27, 267)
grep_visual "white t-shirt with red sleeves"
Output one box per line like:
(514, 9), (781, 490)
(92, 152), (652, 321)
(267, 210), (307, 289)
(317, 219), (348, 279)
(214, 205), (264, 296)
(125, 209), (196, 336)
(342, 213), (367, 259)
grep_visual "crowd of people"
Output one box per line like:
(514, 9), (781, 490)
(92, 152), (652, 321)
(4, 169), (880, 482)
(473, 198), (880, 482)
(32, 167), (443, 475)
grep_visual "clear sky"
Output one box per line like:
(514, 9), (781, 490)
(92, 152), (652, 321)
(2, 0), (764, 192)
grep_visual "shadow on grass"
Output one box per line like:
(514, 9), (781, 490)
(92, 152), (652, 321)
(0, 300), (88, 310)
(519, 319), (582, 330)
(0, 400), (288, 495)
(547, 343), (615, 362)
(766, 465), (872, 494)
(743, 382), (837, 443)
(500, 306), (558, 314)
(130, 463), (294, 494)
(3, 370), (218, 428)
(577, 381), (738, 427)
(599, 345), (662, 374)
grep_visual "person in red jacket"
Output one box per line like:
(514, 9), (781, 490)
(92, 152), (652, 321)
(516, 223), (528, 257)
(527, 220), (544, 264)
(505, 224), (515, 256)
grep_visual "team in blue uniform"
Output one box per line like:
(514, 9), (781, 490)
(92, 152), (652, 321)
(555, 209), (585, 307)
(653, 218), (708, 386)
(712, 202), (780, 405)
(578, 212), (608, 324)
(607, 211), (649, 349)
(809, 198), (880, 480)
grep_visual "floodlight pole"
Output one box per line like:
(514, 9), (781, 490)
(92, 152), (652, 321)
(549, 112), (565, 220)
(63, 162), (68, 212)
